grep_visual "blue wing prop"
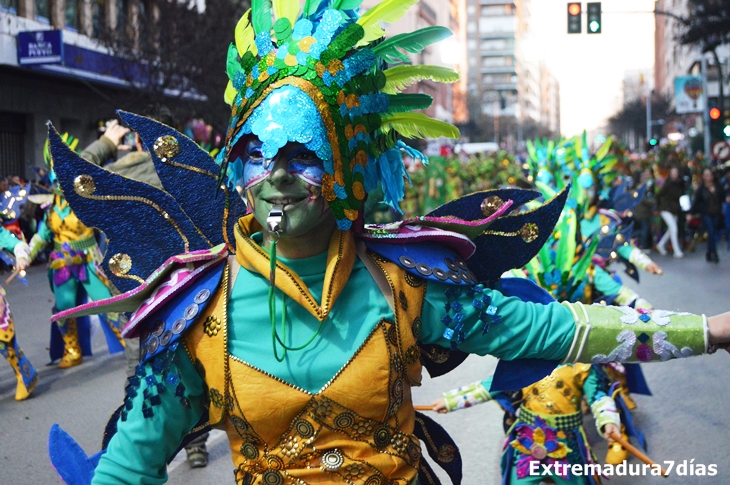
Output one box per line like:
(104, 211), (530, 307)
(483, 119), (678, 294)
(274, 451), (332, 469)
(48, 119), (243, 293)
(48, 424), (103, 485)
(431, 188), (568, 284)
(610, 181), (647, 214)
(596, 221), (633, 262)
(117, 111), (241, 249)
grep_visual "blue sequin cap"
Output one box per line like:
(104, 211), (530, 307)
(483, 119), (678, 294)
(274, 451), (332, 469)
(220, 0), (460, 230)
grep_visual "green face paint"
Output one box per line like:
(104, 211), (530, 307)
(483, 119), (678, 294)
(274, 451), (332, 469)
(245, 140), (334, 240)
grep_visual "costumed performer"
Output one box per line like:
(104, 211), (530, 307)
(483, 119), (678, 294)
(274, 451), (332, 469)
(44, 2), (730, 485)
(0, 226), (37, 400)
(29, 140), (125, 369)
(431, 364), (619, 485)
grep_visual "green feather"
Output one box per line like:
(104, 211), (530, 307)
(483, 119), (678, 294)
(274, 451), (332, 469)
(302, 0), (323, 18)
(386, 94), (433, 113)
(226, 44), (242, 80)
(235, 10), (256, 56)
(373, 26), (452, 64)
(252, 0), (273, 34)
(572, 237), (599, 283)
(381, 113), (459, 139)
(382, 65), (459, 94)
(273, 0), (299, 28)
(555, 210), (577, 274)
(356, 0), (420, 45)
(333, 0), (363, 10)
(595, 136), (613, 161)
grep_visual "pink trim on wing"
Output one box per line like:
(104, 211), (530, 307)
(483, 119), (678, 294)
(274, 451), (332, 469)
(122, 258), (224, 338)
(401, 198), (513, 227)
(51, 245), (228, 323)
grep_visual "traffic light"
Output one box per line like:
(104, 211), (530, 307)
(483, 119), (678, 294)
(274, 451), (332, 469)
(724, 110), (730, 138)
(708, 101), (723, 142)
(568, 3), (581, 34)
(587, 2), (601, 33)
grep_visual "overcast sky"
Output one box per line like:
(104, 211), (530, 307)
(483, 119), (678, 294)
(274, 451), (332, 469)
(528, 0), (657, 137)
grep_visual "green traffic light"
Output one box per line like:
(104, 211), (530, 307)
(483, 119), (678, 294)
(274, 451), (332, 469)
(649, 139), (658, 146)
(724, 125), (730, 138)
(589, 21), (600, 32)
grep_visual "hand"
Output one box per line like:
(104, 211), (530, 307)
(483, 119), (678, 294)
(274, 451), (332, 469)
(104, 120), (130, 147)
(431, 398), (448, 414)
(16, 258), (28, 271)
(685, 214), (693, 222)
(603, 423), (620, 442)
(645, 262), (663, 275)
(708, 312), (730, 352)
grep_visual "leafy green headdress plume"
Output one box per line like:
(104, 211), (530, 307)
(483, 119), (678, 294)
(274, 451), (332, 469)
(220, 0), (460, 230)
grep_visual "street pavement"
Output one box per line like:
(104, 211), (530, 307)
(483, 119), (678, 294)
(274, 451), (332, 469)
(1, 241), (729, 484)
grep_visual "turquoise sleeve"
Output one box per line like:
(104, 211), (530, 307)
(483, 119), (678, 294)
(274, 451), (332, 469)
(37, 213), (53, 242)
(420, 282), (575, 361)
(617, 243), (633, 260)
(582, 366), (607, 405)
(593, 265), (622, 296)
(91, 349), (207, 485)
(0, 226), (19, 252)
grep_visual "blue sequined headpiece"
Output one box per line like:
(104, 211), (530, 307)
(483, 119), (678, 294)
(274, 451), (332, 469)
(219, 0), (460, 230)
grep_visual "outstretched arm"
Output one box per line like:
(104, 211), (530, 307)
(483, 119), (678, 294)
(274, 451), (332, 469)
(432, 376), (500, 413)
(420, 280), (721, 365)
(92, 348), (207, 485)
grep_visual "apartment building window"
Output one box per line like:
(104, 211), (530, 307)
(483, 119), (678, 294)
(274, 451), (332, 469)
(35, 0), (50, 23)
(66, 0), (80, 31)
(481, 5), (506, 16)
(482, 56), (508, 68)
(0, 0), (17, 14)
(481, 39), (513, 50)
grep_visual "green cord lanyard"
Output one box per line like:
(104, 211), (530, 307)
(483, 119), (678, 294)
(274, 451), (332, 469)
(268, 236), (327, 362)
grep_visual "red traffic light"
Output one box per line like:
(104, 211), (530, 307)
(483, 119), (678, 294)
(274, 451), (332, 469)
(568, 3), (581, 16)
(710, 107), (721, 120)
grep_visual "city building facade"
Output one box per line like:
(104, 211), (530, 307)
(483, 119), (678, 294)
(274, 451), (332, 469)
(465, 0), (559, 146)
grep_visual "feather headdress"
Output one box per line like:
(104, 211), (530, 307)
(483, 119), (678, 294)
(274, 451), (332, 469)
(221, 0), (459, 230)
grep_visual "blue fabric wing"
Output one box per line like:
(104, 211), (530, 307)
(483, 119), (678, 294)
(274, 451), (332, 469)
(48, 424), (103, 485)
(118, 111), (243, 249)
(427, 188), (541, 220)
(489, 358), (560, 392)
(468, 188), (568, 284)
(624, 363), (651, 396)
(48, 124), (211, 293)
(596, 222), (633, 262)
(414, 411), (462, 485)
(611, 181), (646, 214)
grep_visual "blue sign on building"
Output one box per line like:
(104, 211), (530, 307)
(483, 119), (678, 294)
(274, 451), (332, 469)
(17, 30), (63, 66)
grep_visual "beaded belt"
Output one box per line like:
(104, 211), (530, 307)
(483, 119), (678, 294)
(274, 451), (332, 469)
(518, 406), (583, 432)
(53, 235), (97, 252)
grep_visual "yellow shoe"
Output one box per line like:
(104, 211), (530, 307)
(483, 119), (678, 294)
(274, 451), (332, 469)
(2, 338), (38, 400)
(605, 437), (629, 465)
(58, 318), (83, 369)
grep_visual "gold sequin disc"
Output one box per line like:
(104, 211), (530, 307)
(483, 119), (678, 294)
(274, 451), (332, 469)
(153, 135), (180, 160)
(74, 175), (96, 196)
(520, 222), (539, 243)
(480, 195), (504, 217)
(109, 253), (132, 275)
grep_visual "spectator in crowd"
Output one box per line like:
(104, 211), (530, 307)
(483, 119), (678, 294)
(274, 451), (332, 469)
(688, 168), (725, 263)
(720, 170), (730, 250)
(656, 166), (685, 258)
(632, 167), (655, 250)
